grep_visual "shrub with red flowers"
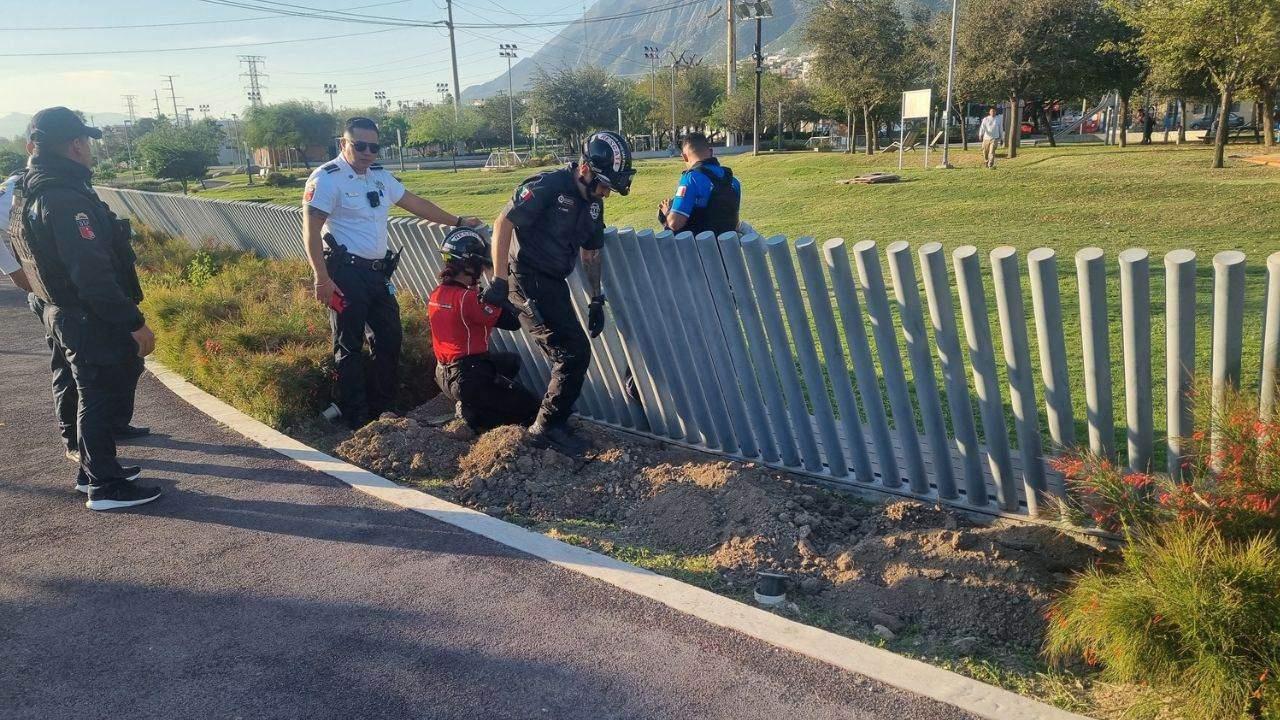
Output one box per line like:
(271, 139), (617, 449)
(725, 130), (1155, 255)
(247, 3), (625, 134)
(1047, 397), (1280, 718)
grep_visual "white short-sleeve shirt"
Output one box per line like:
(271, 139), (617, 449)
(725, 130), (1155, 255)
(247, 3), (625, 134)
(0, 174), (22, 275)
(303, 154), (406, 260)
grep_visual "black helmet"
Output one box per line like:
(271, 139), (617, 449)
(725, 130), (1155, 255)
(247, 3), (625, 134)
(582, 130), (635, 196)
(440, 227), (491, 267)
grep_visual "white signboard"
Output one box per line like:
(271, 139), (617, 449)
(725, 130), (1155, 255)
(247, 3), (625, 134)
(902, 89), (932, 120)
(899, 89), (934, 170)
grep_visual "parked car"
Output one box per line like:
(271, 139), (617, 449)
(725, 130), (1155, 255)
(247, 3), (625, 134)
(1189, 113), (1245, 130)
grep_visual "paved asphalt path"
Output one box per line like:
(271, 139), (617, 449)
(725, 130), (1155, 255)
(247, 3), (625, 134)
(0, 284), (976, 720)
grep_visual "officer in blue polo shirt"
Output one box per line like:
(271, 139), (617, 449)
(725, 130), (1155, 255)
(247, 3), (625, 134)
(658, 132), (741, 236)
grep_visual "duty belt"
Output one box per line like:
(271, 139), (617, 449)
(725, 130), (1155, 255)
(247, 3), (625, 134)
(339, 254), (389, 272)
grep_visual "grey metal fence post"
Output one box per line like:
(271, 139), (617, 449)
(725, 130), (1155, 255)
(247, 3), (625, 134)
(991, 247), (1048, 512)
(1075, 247), (1115, 460)
(646, 230), (722, 448)
(1026, 248), (1075, 451)
(720, 234), (798, 466)
(919, 243), (987, 506)
(695, 230), (777, 460)
(954, 246), (1017, 511)
(797, 237), (874, 483)
(1211, 250), (1246, 463)
(744, 234), (824, 470)
(618, 229), (695, 440)
(853, 240), (928, 494)
(1262, 252), (1280, 421)
(1165, 250), (1197, 480)
(602, 228), (671, 437)
(886, 241), (956, 499)
(666, 230), (739, 452)
(768, 236), (846, 476)
(824, 239), (900, 487)
(1119, 248), (1153, 473)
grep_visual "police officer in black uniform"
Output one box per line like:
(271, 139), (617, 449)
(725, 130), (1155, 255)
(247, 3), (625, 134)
(485, 131), (635, 453)
(8, 107), (161, 511)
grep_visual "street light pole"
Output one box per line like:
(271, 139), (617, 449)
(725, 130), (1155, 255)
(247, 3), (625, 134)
(669, 55), (678, 152)
(735, 1), (773, 157)
(324, 83), (337, 113)
(644, 45), (660, 149)
(940, 0), (959, 168)
(499, 44), (518, 155)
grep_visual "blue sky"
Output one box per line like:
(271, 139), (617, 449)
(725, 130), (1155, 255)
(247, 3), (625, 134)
(0, 0), (587, 119)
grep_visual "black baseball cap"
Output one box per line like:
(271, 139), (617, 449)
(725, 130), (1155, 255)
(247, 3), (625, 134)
(28, 107), (102, 143)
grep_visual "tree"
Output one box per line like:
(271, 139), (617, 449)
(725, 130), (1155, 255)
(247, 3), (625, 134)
(952, 0), (1107, 158)
(407, 104), (482, 164)
(1113, 0), (1280, 167)
(0, 149), (24, 175)
(474, 93), (527, 150)
(137, 124), (218, 194)
(526, 66), (623, 149)
(241, 101), (337, 170)
(807, 0), (909, 155)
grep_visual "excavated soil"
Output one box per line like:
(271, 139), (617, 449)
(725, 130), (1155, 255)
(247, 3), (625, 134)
(335, 407), (1106, 658)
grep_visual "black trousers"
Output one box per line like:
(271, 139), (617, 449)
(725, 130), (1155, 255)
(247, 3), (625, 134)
(511, 269), (591, 427)
(69, 356), (144, 485)
(435, 352), (540, 433)
(31, 295), (141, 454)
(329, 261), (401, 427)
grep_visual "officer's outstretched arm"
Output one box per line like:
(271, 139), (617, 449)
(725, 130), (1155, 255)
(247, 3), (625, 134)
(45, 192), (144, 330)
(491, 210), (515, 281)
(397, 191), (478, 227)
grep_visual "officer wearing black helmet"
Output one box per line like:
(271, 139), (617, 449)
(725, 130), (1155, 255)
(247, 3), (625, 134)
(8, 107), (160, 511)
(485, 131), (635, 453)
(428, 227), (540, 433)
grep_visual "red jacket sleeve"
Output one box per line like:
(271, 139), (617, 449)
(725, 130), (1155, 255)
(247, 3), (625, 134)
(460, 287), (502, 329)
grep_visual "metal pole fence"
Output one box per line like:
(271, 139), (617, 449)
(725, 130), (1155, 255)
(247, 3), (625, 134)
(97, 186), (1274, 523)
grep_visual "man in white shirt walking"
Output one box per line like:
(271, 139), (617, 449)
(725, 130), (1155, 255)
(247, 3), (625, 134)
(979, 107), (1004, 169)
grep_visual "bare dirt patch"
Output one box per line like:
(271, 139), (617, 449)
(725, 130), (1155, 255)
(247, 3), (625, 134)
(334, 407), (1107, 660)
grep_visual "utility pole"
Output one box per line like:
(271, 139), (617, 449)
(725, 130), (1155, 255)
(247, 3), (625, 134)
(733, 0), (773, 156)
(445, 0), (461, 117)
(726, 0), (737, 146)
(163, 75), (181, 125)
(239, 55), (266, 107)
(499, 44), (518, 154)
(644, 46), (660, 149)
(940, 0), (959, 168)
(122, 95), (138, 170)
(324, 83), (337, 112)
(778, 99), (783, 151)
(152, 89), (163, 120)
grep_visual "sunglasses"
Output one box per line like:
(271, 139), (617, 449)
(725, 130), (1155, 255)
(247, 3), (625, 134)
(349, 140), (381, 154)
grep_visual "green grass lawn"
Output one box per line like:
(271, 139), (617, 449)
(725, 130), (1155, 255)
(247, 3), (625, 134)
(197, 144), (1280, 471)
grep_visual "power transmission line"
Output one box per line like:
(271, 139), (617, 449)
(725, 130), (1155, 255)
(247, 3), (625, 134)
(0, 27), (398, 57)
(163, 75), (182, 124)
(0, 0), (411, 30)
(240, 55), (267, 106)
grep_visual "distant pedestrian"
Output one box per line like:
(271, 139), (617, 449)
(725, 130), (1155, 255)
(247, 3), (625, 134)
(8, 107), (159, 510)
(979, 107), (1003, 169)
(1139, 108), (1155, 145)
(303, 116), (480, 429)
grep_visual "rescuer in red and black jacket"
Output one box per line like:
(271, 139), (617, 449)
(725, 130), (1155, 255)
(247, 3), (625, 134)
(428, 227), (540, 433)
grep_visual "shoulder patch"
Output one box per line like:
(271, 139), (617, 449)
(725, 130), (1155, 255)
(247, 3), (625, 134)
(75, 212), (96, 240)
(675, 185), (687, 198)
(322, 163), (340, 174)
(303, 180), (317, 203)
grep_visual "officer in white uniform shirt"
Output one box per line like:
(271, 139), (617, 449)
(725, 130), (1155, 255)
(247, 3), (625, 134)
(303, 116), (481, 428)
(1, 171), (33, 292)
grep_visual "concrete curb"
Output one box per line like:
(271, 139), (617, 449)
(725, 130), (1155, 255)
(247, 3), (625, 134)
(145, 359), (1093, 720)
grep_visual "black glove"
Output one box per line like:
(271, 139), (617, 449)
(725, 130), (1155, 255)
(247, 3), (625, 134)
(587, 295), (606, 338)
(482, 276), (509, 306)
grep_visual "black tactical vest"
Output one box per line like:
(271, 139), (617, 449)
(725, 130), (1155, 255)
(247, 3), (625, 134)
(683, 162), (740, 237)
(8, 174), (142, 308)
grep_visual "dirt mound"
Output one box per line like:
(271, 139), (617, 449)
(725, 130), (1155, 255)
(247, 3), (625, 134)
(334, 401), (1107, 658)
(335, 416), (471, 482)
